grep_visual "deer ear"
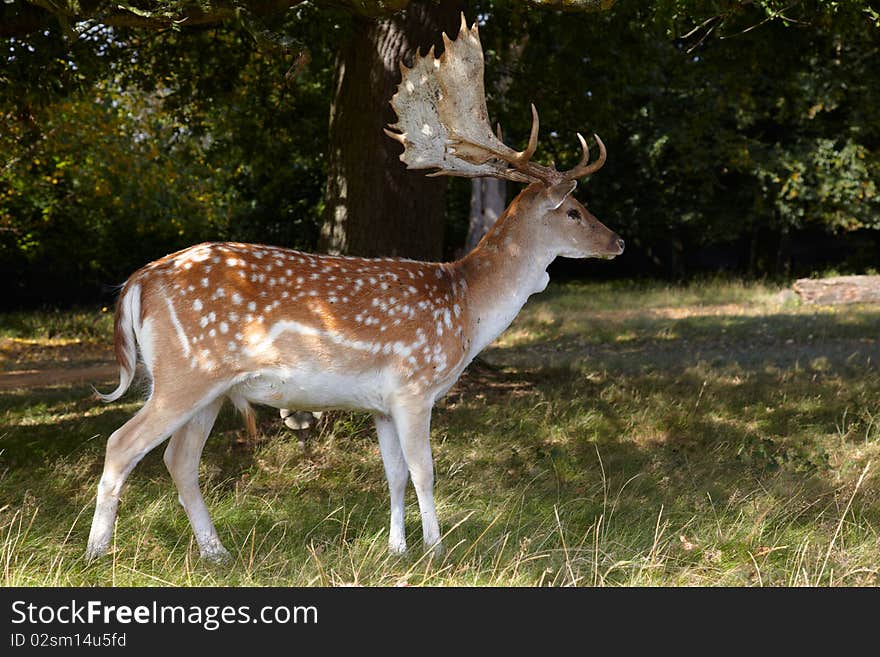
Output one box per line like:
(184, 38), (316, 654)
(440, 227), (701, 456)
(544, 180), (577, 210)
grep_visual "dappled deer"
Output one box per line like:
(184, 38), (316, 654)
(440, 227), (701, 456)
(86, 14), (624, 563)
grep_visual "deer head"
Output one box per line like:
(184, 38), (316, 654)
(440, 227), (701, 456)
(384, 13), (624, 261)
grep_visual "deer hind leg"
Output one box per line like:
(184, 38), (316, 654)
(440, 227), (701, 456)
(390, 401), (442, 557)
(162, 398), (228, 563)
(375, 413), (409, 554)
(85, 392), (207, 562)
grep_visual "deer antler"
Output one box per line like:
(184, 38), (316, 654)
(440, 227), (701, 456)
(384, 13), (605, 186)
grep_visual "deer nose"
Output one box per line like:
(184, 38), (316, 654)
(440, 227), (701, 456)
(616, 238), (625, 253)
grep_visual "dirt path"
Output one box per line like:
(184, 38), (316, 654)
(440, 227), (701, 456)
(0, 363), (118, 391)
(0, 337), (119, 391)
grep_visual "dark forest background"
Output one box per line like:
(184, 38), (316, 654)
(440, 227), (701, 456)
(1, 0), (878, 307)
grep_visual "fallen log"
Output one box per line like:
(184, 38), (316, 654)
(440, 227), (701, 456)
(792, 275), (880, 305)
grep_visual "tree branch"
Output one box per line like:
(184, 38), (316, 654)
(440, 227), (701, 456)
(1, 1), (306, 37)
(1, 0), (615, 38)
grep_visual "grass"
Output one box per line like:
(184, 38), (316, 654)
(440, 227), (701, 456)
(0, 307), (114, 373)
(1, 277), (879, 586)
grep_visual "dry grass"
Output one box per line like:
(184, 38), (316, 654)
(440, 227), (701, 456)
(1, 278), (879, 586)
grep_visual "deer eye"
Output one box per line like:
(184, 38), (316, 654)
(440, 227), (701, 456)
(566, 209), (581, 220)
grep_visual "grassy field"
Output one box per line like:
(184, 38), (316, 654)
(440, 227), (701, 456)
(1, 278), (879, 586)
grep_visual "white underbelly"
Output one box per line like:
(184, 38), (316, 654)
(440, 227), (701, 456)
(230, 367), (389, 413)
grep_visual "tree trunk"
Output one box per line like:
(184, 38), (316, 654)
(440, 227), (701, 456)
(464, 178), (507, 254)
(320, 0), (465, 260)
(776, 225), (792, 277)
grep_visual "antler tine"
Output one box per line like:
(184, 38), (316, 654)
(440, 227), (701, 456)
(441, 29), (453, 51)
(512, 104), (540, 168)
(563, 133), (607, 180)
(574, 133), (590, 170)
(383, 128), (406, 145)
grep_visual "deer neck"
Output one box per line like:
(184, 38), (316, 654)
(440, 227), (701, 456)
(455, 206), (555, 358)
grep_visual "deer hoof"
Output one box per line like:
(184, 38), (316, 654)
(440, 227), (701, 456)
(200, 545), (233, 565)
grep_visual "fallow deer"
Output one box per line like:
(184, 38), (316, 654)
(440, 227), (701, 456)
(85, 14), (624, 563)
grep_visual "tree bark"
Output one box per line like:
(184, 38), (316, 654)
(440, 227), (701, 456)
(464, 178), (507, 254)
(320, 0), (465, 260)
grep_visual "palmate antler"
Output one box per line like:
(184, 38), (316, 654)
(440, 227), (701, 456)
(384, 13), (605, 186)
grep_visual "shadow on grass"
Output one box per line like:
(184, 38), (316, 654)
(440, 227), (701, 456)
(1, 305), (878, 584)
(488, 308), (880, 374)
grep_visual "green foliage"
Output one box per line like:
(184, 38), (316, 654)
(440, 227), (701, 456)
(1, 79), (237, 304)
(476, 0), (880, 272)
(1, 1), (879, 305)
(1, 4), (341, 305)
(116, 5), (340, 248)
(756, 138), (879, 232)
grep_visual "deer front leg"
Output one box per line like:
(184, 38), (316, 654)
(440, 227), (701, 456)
(375, 413), (408, 554)
(390, 401), (442, 557)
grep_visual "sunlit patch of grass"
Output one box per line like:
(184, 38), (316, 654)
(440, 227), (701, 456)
(0, 307), (114, 372)
(497, 279), (880, 350)
(1, 280), (879, 585)
(538, 277), (783, 312)
(0, 307), (114, 342)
